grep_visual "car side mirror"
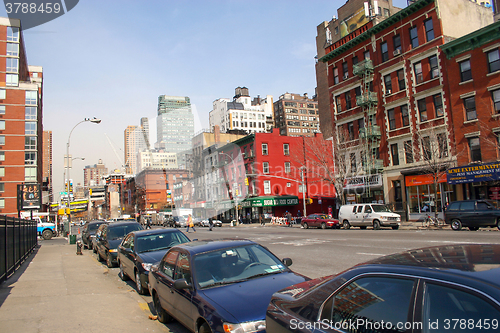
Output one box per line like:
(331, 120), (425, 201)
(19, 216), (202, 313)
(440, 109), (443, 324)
(282, 258), (293, 267)
(173, 278), (192, 290)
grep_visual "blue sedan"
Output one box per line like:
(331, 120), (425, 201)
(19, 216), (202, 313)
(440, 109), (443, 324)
(148, 239), (309, 333)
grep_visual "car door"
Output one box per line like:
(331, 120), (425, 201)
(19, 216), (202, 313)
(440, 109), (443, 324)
(459, 201), (476, 226)
(155, 250), (179, 316)
(351, 205), (364, 226)
(475, 201), (495, 226)
(361, 205), (373, 226)
(97, 225), (108, 258)
(119, 234), (135, 278)
(171, 251), (195, 329)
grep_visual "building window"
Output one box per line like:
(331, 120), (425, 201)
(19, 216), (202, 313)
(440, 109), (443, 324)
(283, 143), (289, 155)
(414, 62), (423, 84)
(0, 183), (4, 192)
(0, 167), (4, 177)
(364, 50), (370, 60)
(345, 91), (352, 110)
(433, 94), (443, 118)
(333, 67), (339, 84)
(25, 136), (36, 150)
(393, 34), (401, 53)
(492, 89), (500, 114)
(381, 42), (389, 62)
(429, 55), (439, 79)
(469, 137), (482, 162)
(487, 49), (500, 73)
(397, 69), (405, 90)
(6, 58), (18, 73)
(25, 122), (37, 135)
(263, 180), (271, 194)
(0, 90), (5, 100)
(6, 74), (18, 86)
(422, 136), (432, 160)
(384, 8), (390, 17)
(263, 162), (269, 174)
(26, 91), (37, 105)
(350, 153), (356, 172)
(0, 199), (4, 208)
(0, 152), (4, 161)
(25, 106), (37, 120)
(354, 87), (361, 104)
(418, 99), (427, 122)
(384, 74), (392, 94)
(424, 18), (434, 41)
(25, 152), (36, 165)
(405, 140), (413, 163)
(335, 95), (342, 112)
(358, 118), (364, 131)
(464, 96), (477, 121)
(25, 167), (36, 182)
(401, 105), (409, 127)
(342, 62), (348, 79)
(7, 27), (19, 42)
(348, 122), (354, 140)
(391, 143), (399, 166)
(284, 162), (291, 173)
(7, 43), (19, 56)
(459, 60), (472, 82)
(437, 133), (448, 158)
(0, 106), (4, 115)
(0, 136), (4, 145)
(352, 56), (359, 66)
(409, 26), (419, 48)
(388, 109), (396, 130)
(0, 120), (4, 130)
(262, 143), (268, 155)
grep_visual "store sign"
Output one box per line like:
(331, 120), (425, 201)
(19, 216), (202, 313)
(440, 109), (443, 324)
(447, 162), (500, 184)
(405, 173), (447, 187)
(344, 174), (382, 190)
(17, 183), (41, 210)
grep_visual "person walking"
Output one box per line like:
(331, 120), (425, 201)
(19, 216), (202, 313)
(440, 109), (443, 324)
(146, 217), (152, 230)
(260, 213), (264, 226)
(208, 217), (214, 231)
(186, 214), (196, 233)
(287, 211), (292, 227)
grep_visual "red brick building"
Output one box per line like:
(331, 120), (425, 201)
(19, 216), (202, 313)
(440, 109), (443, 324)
(0, 18), (43, 216)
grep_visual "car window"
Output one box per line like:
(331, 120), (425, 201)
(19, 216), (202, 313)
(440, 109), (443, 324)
(460, 201), (475, 211)
(477, 202), (490, 210)
(357, 206), (363, 213)
(352, 206), (357, 213)
(371, 205), (392, 213)
(107, 224), (143, 240)
(422, 282), (500, 333)
(320, 276), (415, 332)
(121, 234), (133, 249)
(174, 252), (191, 284)
(447, 202), (460, 211)
(136, 231), (190, 253)
(161, 250), (179, 279)
(364, 205), (372, 213)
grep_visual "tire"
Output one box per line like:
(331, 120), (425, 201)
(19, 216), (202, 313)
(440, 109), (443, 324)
(199, 322), (212, 333)
(469, 226), (479, 231)
(42, 229), (53, 240)
(119, 262), (129, 281)
(392, 225), (399, 230)
(373, 220), (381, 230)
(136, 270), (147, 295)
(303, 222), (309, 229)
(106, 253), (114, 268)
(343, 220), (351, 229)
(451, 219), (462, 231)
(153, 291), (172, 323)
(321, 222), (326, 229)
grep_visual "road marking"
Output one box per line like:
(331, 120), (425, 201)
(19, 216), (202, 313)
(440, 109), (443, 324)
(357, 252), (386, 256)
(138, 301), (150, 312)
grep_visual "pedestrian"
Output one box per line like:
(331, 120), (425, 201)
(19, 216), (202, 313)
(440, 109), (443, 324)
(260, 213), (264, 226)
(239, 214), (243, 225)
(146, 217), (152, 229)
(208, 217), (214, 231)
(186, 214), (196, 233)
(287, 211), (292, 227)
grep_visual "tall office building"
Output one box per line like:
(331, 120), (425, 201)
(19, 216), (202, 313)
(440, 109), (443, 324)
(0, 18), (44, 216)
(156, 95), (194, 168)
(124, 117), (150, 175)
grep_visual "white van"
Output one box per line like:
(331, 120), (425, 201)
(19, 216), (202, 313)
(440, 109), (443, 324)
(338, 204), (401, 230)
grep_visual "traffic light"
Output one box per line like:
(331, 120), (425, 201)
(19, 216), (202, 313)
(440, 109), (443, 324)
(306, 198), (313, 204)
(244, 177), (249, 186)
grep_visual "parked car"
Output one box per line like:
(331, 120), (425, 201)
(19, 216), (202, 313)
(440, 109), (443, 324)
(338, 203), (401, 229)
(266, 243), (500, 333)
(149, 239), (309, 333)
(95, 221), (143, 268)
(81, 220), (108, 249)
(171, 215), (187, 228)
(200, 219), (222, 227)
(117, 228), (191, 295)
(301, 214), (339, 229)
(445, 199), (500, 231)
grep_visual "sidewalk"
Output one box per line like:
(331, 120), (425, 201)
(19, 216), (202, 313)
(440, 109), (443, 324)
(0, 237), (168, 333)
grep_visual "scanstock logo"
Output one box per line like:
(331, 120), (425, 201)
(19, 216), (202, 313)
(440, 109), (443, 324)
(4, 0), (79, 30)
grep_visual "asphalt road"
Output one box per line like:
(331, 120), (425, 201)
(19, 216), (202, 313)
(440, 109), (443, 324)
(76, 224), (499, 333)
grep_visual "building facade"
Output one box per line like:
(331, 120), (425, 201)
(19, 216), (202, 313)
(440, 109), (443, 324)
(42, 130), (52, 211)
(0, 18), (43, 216)
(273, 92), (320, 136)
(83, 159), (108, 187)
(136, 150), (178, 171)
(124, 117), (150, 175)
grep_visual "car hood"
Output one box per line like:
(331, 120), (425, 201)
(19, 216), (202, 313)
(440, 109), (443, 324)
(108, 239), (123, 249)
(200, 271), (308, 323)
(137, 250), (168, 264)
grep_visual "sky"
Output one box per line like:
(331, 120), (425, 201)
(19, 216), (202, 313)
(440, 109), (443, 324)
(0, 0), (409, 199)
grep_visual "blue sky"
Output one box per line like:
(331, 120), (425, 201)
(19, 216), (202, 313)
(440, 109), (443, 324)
(1, 0), (409, 197)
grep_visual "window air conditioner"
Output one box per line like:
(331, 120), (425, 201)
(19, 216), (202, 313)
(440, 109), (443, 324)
(385, 89), (392, 95)
(393, 49), (401, 56)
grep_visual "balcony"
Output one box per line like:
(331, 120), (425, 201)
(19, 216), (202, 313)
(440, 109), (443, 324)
(359, 126), (381, 140)
(356, 92), (378, 107)
(353, 59), (374, 76)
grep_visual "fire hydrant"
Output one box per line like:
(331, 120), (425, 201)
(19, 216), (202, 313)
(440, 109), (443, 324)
(76, 240), (83, 255)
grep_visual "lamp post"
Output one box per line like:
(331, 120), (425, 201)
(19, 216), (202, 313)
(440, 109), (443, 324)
(64, 118), (101, 235)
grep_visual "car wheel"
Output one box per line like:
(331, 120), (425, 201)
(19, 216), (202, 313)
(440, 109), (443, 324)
(303, 222), (309, 229)
(199, 322), (212, 333)
(391, 225), (399, 230)
(136, 270), (146, 295)
(321, 222), (326, 229)
(42, 229), (53, 240)
(153, 291), (172, 323)
(106, 253), (114, 268)
(119, 262), (129, 281)
(451, 219), (462, 231)
(468, 226), (479, 231)
(373, 220), (381, 230)
(343, 220), (351, 229)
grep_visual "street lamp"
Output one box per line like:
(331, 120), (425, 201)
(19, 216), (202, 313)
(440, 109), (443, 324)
(64, 117), (101, 234)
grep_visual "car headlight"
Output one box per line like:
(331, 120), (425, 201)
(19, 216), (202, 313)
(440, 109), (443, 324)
(223, 321), (266, 333)
(108, 249), (118, 253)
(141, 263), (152, 271)
(380, 216), (389, 220)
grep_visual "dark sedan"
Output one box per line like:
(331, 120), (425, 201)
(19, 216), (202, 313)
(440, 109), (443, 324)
(81, 220), (107, 249)
(95, 221), (143, 268)
(117, 228), (191, 295)
(149, 239), (309, 333)
(301, 214), (339, 229)
(266, 244), (500, 333)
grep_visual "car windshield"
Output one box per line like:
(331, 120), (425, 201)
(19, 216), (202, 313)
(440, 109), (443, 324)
(371, 205), (392, 213)
(107, 224), (143, 240)
(136, 232), (190, 253)
(194, 244), (287, 289)
(88, 223), (104, 232)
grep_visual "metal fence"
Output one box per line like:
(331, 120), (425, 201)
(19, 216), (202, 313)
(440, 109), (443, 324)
(0, 216), (38, 284)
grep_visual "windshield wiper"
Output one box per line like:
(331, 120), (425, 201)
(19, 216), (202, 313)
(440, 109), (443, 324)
(203, 278), (248, 288)
(247, 270), (284, 280)
(140, 246), (171, 253)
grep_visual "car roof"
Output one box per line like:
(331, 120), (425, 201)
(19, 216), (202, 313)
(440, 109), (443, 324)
(107, 221), (141, 227)
(356, 244), (500, 287)
(130, 228), (184, 237)
(88, 220), (108, 225)
(171, 239), (257, 255)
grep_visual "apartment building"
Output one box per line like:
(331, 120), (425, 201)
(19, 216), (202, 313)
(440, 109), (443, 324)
(273, 93), (320, 136)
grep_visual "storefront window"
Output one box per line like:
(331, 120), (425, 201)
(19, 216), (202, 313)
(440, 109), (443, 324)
(407, 182), (456, 214)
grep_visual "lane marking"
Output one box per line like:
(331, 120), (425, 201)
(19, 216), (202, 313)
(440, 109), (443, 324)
(357, 252), (386, 256)
(138, 301), (150, 312)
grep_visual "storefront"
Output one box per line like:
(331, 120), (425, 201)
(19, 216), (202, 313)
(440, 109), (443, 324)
(447, 161), (500, 203)
(344, 174), (384, 204)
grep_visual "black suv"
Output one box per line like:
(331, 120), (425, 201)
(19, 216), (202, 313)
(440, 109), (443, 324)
(444, 200), (500, 231)
(81, 220), (108, 249)
(95, 221), (143, 267)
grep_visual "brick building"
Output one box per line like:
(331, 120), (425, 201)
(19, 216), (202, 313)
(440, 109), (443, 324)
(0, 18), (43, 216)
(273, 92), (320, 136)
